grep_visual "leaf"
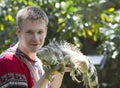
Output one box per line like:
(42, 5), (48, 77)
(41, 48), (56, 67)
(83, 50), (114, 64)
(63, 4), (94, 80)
(101, 13), (106, 21)
(0, 24), (4, 31)
(58, 18), (64, 24)
(87, 29), (92, 36)
(93, 35), (97, 41)
(108, 8), (115, 12)
(82, 29), (87, 38)
(8, 15), (15, 23)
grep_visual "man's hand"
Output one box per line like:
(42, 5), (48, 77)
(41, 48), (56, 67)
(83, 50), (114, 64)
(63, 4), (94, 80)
(49, 67), (71, 88)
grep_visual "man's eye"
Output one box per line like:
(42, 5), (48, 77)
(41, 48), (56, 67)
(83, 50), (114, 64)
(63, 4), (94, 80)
(38, 31), (43, 34)
(26, 31), (33, 34)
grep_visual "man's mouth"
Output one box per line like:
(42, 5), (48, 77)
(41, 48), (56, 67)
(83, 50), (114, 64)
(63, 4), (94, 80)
(31, 44), (39, 46)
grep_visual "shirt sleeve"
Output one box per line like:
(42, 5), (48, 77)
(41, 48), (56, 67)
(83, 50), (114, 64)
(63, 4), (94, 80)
(0, 53), (28, 88)
(0, 73), (28, 88)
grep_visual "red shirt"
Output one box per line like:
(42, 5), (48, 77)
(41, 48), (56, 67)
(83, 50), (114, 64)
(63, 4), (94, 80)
(0, 52), (34, 88)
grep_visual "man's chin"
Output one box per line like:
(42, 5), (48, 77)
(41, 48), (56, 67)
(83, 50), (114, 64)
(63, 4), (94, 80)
(30, 48), (39, 53)
(29, 45), (42, 52)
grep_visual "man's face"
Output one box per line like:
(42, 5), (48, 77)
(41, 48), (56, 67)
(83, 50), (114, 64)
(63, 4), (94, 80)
(17, 20), (47, 53)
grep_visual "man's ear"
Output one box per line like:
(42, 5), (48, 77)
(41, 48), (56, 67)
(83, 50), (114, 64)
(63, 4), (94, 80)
(45, 27), (48, 38)
(16, 26), (21, 37)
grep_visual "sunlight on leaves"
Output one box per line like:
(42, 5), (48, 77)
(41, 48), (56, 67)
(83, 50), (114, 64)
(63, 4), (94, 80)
(108, 8), (115, 12)
(0, 24), (4, 31)
(87, 29), (92, 36)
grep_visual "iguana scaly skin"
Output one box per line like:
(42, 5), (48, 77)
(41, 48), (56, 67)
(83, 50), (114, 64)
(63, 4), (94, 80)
(37, 41), (99, 88)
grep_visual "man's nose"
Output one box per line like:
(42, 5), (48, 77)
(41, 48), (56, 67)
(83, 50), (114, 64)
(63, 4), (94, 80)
(32, 33), (39, 41)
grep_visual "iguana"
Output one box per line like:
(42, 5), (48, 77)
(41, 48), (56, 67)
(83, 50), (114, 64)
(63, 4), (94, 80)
(37, 41), (99, 88)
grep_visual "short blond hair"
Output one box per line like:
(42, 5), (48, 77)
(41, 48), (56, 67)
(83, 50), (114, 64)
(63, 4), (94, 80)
(16, 6), (48, 27)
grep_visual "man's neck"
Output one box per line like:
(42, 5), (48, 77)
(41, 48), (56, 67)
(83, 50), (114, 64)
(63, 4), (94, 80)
(17, 43), (36, 60)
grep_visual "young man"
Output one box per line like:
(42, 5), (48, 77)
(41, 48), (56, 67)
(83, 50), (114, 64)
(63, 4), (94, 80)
(0, 6), (66, 88)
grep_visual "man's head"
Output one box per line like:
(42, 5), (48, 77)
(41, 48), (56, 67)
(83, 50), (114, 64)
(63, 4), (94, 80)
(16, 6), (48, 55)
(16, 6), (48, 28)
